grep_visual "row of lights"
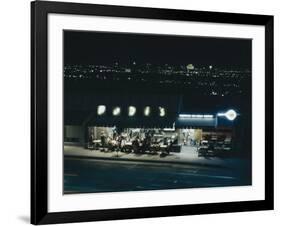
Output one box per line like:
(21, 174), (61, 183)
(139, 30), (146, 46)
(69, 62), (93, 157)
(179, 109), (238, 121)
(97, 105), (166, 117)
(179, 114), (214, 118)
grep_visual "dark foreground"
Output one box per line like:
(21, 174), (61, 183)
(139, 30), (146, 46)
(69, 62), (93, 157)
(64, 157), (251, 194)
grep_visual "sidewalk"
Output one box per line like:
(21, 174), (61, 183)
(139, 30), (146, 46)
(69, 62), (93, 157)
(64, 145), (248, 169)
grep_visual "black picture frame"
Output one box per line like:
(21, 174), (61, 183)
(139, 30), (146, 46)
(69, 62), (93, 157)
(31, 1), (274, 224)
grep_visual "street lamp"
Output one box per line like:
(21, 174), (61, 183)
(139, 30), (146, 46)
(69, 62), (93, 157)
(217, 109), (237, 121)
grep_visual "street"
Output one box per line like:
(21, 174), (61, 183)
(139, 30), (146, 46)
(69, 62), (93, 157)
(64, 157), (251, 194)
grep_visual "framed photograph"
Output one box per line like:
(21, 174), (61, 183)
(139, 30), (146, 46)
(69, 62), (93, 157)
(31, 1), (274, 224)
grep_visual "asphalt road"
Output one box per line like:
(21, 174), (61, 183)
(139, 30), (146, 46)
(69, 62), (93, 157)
(64, 157), (251, 194)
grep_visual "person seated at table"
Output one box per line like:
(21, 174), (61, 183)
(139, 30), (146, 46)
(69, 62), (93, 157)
(108, 138), (117, 152)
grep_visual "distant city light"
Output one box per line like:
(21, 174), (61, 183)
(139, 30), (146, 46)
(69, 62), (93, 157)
(97, 105), (106, 115)
(144, 106), (151, 116)
(128, 106), (136, 116)
(64, 64), (250, 98)
(113, 107), (121, 116)
(217, 109), (237, 121)
(159, 107), (166, 117)
(186, 64), (194, 70)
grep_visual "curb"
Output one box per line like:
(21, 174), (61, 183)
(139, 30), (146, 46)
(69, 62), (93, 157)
(64, 153), (231, 169)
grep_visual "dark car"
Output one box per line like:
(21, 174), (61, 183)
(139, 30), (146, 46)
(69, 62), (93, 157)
(198, 140), (216, 157)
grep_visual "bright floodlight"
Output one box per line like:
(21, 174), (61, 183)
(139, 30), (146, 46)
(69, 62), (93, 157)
(113, 107), (121, 116)
(144, 106), (151, 116)
(128, 106), (136, 116)
(159, 107), (166, 117)
(225, 109), (237, 121)
(97, 105), (106, 115)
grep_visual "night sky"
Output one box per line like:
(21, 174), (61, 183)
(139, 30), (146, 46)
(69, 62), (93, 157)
(64, 30), (252, 69)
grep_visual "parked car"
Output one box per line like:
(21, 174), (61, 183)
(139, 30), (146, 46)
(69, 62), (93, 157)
(198, 140), (216, 157)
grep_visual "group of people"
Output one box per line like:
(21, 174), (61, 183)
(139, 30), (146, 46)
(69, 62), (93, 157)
(88, 129), (178, 155)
